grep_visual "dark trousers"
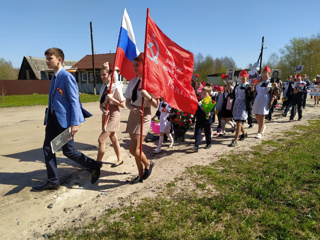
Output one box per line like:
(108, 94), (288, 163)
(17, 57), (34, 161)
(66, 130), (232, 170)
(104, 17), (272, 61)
(194, 122), (211, 147)
(247, 104), (253, 125)
(43, 113), (99, 184)
(216, 111), (222, 132)
(284, 95), (293, 116)
(303, 91), (307, 108)
(268, 99), (277, 120)
(290, 94), (304, 120)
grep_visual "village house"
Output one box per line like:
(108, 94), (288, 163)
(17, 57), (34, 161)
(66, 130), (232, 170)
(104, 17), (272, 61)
(18, 56), (77, 80)
(17, 53), (129, 94)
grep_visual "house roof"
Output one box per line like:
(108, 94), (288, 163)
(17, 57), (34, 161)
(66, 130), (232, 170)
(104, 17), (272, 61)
(22, 56), (77, 79)
(71, 53), (116, 70)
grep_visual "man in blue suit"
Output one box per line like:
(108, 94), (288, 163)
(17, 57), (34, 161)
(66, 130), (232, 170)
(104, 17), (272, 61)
(32, 48), (101, 191)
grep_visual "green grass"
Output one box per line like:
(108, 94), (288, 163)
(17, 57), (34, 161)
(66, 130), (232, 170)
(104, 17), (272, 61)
(52, 119), (320, 239)
(0, 93), (99, 108)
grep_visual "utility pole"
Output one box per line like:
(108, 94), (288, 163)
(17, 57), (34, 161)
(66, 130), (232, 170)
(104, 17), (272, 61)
(90, 21), (96, 95)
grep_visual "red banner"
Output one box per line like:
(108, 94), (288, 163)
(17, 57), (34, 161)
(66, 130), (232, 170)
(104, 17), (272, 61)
(143, 10), (198, 115)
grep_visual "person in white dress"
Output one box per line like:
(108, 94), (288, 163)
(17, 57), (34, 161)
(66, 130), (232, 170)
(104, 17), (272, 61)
(252, 66), (272, 139)
(152, 97), (174, 153)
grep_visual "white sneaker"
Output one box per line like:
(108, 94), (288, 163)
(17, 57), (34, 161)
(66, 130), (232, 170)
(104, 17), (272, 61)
(261, 125), (266, 134)
(154, 149), (161, 154)
(169, 141), (174, 148)
(256, 133), (262, 139)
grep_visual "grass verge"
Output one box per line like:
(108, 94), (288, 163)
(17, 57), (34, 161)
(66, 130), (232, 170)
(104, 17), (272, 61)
(0, 93), (99, 108)
(52, 119), (320, 239)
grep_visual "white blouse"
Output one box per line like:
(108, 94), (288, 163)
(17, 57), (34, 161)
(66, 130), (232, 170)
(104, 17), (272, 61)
(124, 77), (156, 107)
(99, 81), (125, 105)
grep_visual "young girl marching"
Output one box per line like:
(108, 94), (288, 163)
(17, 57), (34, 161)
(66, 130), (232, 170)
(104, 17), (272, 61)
(97, 62), (125, 167)
(219, 82), (235, 137)
(252, 66), (272, 139)
(152, 97), (174, 153)
(124, 53), (158, 184)
(228, 70), (253, 147)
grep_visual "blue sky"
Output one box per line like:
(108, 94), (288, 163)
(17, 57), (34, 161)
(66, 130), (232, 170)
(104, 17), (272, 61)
(1, 0), (319, 70)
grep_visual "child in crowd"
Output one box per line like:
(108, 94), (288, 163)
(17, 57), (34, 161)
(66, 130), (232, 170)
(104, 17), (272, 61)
(219, 84), (235, 136)
(192, 86), (214, 152)
(283, 75), (295, 117)
(267, 78), (281, 121)
(289, 74), (306, 121)
(152, 97), (174, 153)
(228, 70), (253, 147)
(252, 66), (271, 139)
(214, 86), (224, 135)
(314, 76), (320, 105)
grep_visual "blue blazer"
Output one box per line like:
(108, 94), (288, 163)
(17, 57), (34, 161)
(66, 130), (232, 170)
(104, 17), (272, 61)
(45, 68), (85, 128)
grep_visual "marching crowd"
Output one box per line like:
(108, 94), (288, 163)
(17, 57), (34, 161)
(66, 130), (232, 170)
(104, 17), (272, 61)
(32, 48), (319, 191)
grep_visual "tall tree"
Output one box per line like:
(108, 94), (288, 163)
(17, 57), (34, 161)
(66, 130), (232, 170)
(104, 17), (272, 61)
(278, 35), (320, 79)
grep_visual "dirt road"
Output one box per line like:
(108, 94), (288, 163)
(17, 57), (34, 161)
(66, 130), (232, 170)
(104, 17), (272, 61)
(0, 98), (319, 239)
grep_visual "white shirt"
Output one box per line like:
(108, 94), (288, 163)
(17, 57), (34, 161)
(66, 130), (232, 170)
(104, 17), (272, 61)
(124, 77), (156, 107)
(99, 73), (125, 105)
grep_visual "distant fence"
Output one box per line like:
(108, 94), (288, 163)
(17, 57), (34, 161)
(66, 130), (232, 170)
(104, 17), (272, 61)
(0, 80), (51, 96)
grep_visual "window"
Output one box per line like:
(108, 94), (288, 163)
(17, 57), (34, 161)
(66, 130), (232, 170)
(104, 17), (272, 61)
(82, 73), (87, 82)
(90, 73), (94, 82)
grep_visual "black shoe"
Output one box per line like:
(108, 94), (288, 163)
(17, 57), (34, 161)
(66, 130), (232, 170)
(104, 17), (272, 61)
(231, 127), (235, 133)
(111, 161), (123, 168)
(143, 161), (154, 180)
(228, 140), (237, 147)
(248, 124), (254, 128)
(298, 117), (302, 121)
(31, 182), (60, 192)
(191, 146), (198, 152)
(130, 176), (143, 184)
(282, 113), (287, 117)
(91, 162), (102, 184)
(239, 133), (248, 141)
(204, 144), (211, 149)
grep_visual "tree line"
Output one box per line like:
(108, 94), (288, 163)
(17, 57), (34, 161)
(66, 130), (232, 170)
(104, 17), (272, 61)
(0, 58), (19, 80)
(195, 34), (320, 82)
(266, 34), (320, 80)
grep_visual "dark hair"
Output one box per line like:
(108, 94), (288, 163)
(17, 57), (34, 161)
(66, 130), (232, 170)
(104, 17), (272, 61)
(45, 48), (65, 63)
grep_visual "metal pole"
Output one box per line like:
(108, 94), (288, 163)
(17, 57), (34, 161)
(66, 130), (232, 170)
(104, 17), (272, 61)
(90, 21), (96, 95)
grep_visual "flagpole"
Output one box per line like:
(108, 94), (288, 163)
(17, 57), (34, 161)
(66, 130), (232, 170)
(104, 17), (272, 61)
(103, 9), (125, 131)
(139, 8), (150, 161)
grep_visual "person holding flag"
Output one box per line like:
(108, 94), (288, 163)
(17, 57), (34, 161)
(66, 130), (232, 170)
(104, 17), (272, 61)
(96, 62), (125, 168)
(124, 53), (158, 184)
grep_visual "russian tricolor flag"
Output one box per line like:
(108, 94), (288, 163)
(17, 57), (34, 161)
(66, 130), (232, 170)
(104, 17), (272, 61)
(114, 9), (139, 81)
